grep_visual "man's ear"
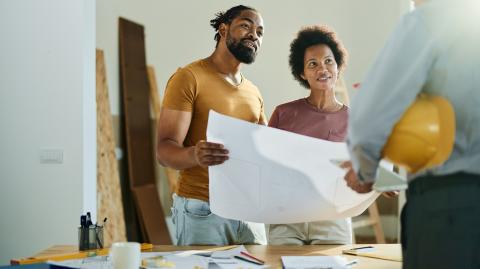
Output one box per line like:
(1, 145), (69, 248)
(219, 23), (228, 39)
(300, 73), (306, 80)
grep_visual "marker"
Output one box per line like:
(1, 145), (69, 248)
(80, 215), (88, 250)
(86, 212), (93, 226)
(80, 215), (87, 228)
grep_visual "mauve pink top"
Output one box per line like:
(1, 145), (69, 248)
(269, 98), (349, 142)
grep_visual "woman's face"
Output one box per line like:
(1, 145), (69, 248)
(301, 44), (338, 91)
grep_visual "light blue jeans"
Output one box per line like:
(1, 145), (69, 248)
(171, 194), (266, 246)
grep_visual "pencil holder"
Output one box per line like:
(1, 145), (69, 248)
(78, 226), (104, 251)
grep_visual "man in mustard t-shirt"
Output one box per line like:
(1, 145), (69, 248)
(156, 5), (267, 245)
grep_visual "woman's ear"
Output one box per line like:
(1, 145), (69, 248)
(300, 73), (306, 80)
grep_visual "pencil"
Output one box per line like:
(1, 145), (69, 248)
(240, 251), (265, 264)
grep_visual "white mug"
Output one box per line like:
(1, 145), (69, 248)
(110, 242), (141, 269)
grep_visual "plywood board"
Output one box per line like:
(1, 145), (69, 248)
(96, 49), (127, 245)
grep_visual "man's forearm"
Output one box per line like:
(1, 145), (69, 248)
(156, 140), (198, 170)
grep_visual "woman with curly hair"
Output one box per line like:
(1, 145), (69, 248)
(268, 25), (352, 245)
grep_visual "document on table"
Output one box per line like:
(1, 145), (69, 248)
(281, 255), (354, 269)
(207, 110), (381, 224)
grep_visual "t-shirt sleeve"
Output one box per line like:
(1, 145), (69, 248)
(268, 107), (280, 128)
(162, 67), (196, 112)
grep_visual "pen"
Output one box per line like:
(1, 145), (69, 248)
(233, 255), (264, 265)
(345, 259), (358, 267)
(240, 251), (265, 264)
(350, 246), (374, 250)
(95, 227), (103, 249)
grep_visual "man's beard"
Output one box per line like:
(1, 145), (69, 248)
(226, 33), (257, 64)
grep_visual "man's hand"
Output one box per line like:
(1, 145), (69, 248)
(193, 140), (229, 167)
(341, 161), (373, 193)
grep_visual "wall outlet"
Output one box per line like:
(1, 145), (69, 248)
(40, 149), (64, 164)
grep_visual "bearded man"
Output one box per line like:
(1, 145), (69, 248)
(156, 5), (267, 245)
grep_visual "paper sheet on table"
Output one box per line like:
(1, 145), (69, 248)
(48, 256), (110, 269)
(207, 110), (380, 224)
(142, 246), (267, 269)
(281, 255), (352, 269)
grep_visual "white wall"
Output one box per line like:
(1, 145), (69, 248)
(97, 0), (410, 117)
(0, 0), (96, 265)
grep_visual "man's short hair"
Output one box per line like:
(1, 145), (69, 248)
(210, 5), (257, 45)
(289, 25), (348, 89)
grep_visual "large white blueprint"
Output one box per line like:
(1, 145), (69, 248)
(207, 111), (380, 224)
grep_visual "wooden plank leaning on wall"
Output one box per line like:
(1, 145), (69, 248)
(96, 49), (127, 246)
(119, 17), (171, 244)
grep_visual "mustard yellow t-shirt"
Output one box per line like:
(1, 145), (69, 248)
(162, 58), (266, 201)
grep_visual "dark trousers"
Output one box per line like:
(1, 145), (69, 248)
(401, 173), (480, 269)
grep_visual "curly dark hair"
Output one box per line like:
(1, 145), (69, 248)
(289, 25), (348, 89)
(210, 5), (257, 46)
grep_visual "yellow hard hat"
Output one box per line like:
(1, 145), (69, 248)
(382, 94), (455, 173)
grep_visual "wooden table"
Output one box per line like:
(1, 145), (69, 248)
(36, 244), (402, 269)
